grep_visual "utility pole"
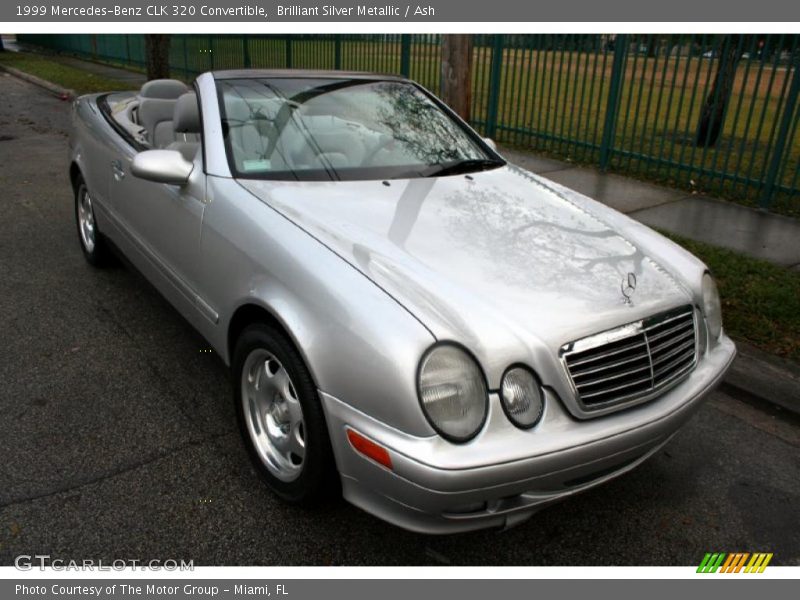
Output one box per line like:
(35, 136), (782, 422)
(440, 35), (473, 122)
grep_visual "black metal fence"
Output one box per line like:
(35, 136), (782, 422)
(19, 33), (800, 214)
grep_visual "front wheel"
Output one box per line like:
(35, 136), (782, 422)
(232, 323), (338, 504)
(75, 179), (113, 267)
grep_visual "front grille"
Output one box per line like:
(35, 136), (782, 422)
(561, 305), (697, 411)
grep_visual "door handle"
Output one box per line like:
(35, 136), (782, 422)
(111, 160), (125, 180)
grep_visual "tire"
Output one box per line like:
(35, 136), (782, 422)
(74, 178), (113, 267)
(232, 322), (338, 505)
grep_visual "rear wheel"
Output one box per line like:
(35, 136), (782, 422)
(233, 322), (338, 504)
(75, 178), (113, 267)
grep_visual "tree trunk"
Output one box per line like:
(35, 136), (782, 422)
(695, 34), (742, 147)
(145, 34), (172, 80)
(647, 35), (657, 58)
(440, 35), (473, 122)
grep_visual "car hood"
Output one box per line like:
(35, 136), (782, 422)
(239, 165), (695, 395)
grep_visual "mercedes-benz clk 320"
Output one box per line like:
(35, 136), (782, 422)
(69, 70), (736, 533)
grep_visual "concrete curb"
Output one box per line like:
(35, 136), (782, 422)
(722, 339), (800, 417)
(0, 65), (75, 100)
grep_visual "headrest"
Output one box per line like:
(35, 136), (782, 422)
(140, 79), (189, 99)
(173, 92), (201, 134)
(226, 96), (282, 121)
(225, 96), (254, 122)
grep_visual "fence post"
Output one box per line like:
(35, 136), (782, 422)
(400, 34), (412, 77)
(599, 34), (629, 171)
(334, 36), (342, 70)
(759, 56), (800, 209)
(286, 35), (293, 68)
(182, 36), (189, 79)
(207, 34), (214, 70)
(485, 34), (504, 139)
(243, 35), (251, 68)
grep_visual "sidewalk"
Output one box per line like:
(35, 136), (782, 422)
(7, 40), (800, 270)
(501, 148), (800, 270)
(10, 47), (800, 269)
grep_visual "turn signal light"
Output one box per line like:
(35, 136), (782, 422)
(346, 429), (393, 470)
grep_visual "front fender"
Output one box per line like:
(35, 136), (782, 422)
(199, 176), (438, 437)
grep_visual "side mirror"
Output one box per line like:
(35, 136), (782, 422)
(131, 149), (193, 185)
(482, 137), (497, 151)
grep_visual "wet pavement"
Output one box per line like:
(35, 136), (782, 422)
(0, 74), (799, 567)
(502, 147), (800, 269)
(631, 197), (800, 267)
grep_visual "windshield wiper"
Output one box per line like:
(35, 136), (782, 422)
(424, 158), (505, 177)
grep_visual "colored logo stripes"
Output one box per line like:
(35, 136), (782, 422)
(697, 552), (773, 573)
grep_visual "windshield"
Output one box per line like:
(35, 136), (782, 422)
(217, 77), (504, 181)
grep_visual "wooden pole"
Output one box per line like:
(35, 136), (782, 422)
(440, 35), (473, 122)
(144, 34), (172, 80)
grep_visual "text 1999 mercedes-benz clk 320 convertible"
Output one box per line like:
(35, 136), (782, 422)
(69, 70), (736, 533)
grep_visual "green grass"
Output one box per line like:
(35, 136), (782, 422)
(0, 52), (137, 95)
(664, 232), (800, 362)
(473, 48), (799, 218)
(14, 36), (800, 218)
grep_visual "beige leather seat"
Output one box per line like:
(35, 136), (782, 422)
(278, 115), (367, 171)
(167, 92), (202, 161)
(137, 79), (190, 148)
(226, 97), (279, 169)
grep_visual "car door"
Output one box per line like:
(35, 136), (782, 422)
(72, 98), (117, 217)
(107, 139), (208, 329)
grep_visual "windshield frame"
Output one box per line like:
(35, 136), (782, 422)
(215, 75), (506, 182)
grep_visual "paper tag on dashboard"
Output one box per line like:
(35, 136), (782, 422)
(242, 159), (271, 172)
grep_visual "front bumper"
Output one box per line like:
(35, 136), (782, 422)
(321, 336), (736, 534)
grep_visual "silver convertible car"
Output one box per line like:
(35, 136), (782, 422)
(70, 70), (736, 533)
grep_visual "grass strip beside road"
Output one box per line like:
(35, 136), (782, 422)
(0, 52), (138, 95)
(665, 232), (800, 363)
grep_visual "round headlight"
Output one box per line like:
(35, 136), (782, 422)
(702, 273), (722, 341)
(500, 367), (544, 429)
(418, 345), (488, 443)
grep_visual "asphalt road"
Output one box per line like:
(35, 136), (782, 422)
(0, 73), (798, 566)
